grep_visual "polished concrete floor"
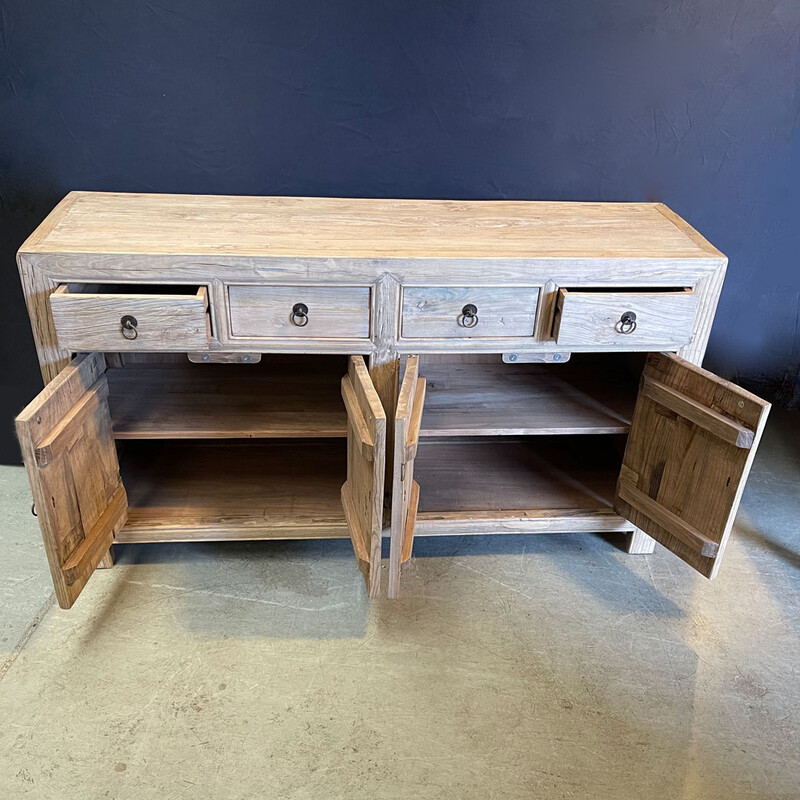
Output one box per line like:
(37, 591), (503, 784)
(1, 412), (798, 799)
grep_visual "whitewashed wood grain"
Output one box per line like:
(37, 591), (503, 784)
(21, 193), (724, 260)
(402, 286), (540, 338)
(50, 285), (209, 351)
(227, 284), (371, 339)
(554, 289), (698, 349)
(17, 194), (756, 599)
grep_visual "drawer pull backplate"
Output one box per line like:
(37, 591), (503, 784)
(120, 315), (139, 340)
(615, 311), (637, 335)
(290, 303), (309, 327)
(458, 303), (479, 329)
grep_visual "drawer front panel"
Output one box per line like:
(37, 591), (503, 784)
(554, 289), (698, 349)
(50, 285), (210, 351)
(227, 285), (371, 339)
(402, 287), (539, 338)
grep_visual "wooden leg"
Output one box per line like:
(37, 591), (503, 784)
(625, 527), (656, 554)
(97, 547), (115, 569)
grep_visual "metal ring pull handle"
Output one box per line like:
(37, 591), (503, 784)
(120, 315), (138, 340)
(458, 303), (479, 329)
(615, 310), (637, 334)
(290, 302), (309, 327)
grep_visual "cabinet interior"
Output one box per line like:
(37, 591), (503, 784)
(410, 354), (643, 534)
(413, 435), (625, 526)
(105, 353), (644, 542)
(107, 355), (351, 542)
(107, 354), (349, 439)
(417, 354), (640, 437)
(116, 439), (349, 543)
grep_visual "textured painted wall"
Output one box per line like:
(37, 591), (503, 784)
(1, 0), (798, 462)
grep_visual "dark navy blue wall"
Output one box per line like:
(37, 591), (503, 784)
(2, 0), (798, 462)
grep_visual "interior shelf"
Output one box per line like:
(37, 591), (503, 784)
(115, 436), (630, 544)
(117, 439), (349, 543)
(413, 436), (631, 535)
(419, 360), (636, 437)
(107, 355), (636, 440)
(108, 356), (348, 439)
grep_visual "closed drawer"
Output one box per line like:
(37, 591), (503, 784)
(51, 284), (210, 351)
(227, 285), (371, 339)
(402, 286), (539, 338)
(553, 288), (698, 349)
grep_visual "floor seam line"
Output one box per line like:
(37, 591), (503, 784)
(0, 591), (55, 681)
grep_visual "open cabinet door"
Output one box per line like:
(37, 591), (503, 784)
(614, 352), (770, 578)
(388, 356), (426, 599)
(16, 352), (128, 608)
(341, 356), (386, 598)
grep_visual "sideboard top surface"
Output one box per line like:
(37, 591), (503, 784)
(20, 192), (724, 262)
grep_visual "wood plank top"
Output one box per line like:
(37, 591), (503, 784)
(20, 192), (723, 260)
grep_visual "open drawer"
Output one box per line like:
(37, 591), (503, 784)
(16, 353), (387, 608)
(388, 353), (770, 598)
(50, 284), (211, 351)
(553, 288), (698, 349)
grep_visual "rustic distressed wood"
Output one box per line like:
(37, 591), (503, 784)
(19, 195), (725, 368)
(341, 369), (378, 461)
(20, 193), (722, 260)
(614, 353), (770, 578)
(654, 204), (725, 257)
(227, 284), (371, 339)
(554, 289), (698, 349)
(120, 440), (348, 543)
(388, 356), (426, 598)
(414, 509), (632, 537)
(187, 352), (261, 363)
(397, 337), (695, 355)
(368, 273), (402, 491)
(107, 359), (347, 439)
(617, 478), (720, 557)
(16, 192), (761, 603)
(401, 481), (420, 563)
(419, 360), (635, 437)
(341, 356), (386, 598)
(401, 286), (540, 338)
(50, 284), (210, 351)
(413, 437), (630, 536)
(640, 375), (755, 448)
(625, 528), (657, 555)
(115, 353), (192, 366)
(15, 353), (128, 608)
(502, 351), (571, 364)
(34, 378), (111, 466)
(18, 255), (70, 383)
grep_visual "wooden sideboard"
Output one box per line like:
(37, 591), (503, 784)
(15, 193), (770, 608)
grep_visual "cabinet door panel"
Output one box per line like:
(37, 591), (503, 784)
(340, 356), (386, 598)
(388, 356), (426, 598)
(16, 352), (128, 608)
(614, 352), (769, 578)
